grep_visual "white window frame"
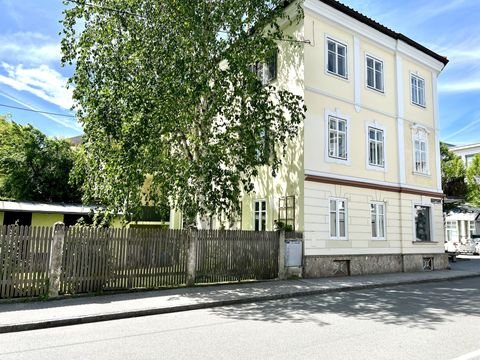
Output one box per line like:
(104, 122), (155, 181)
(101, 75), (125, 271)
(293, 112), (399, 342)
(370, 202), (386, 240)
(253, 199), (267, 231)
(413, 203), (432, 242)
(445, 220), (458, 242)
(329, 198), (347, 240)
(410, 73), (426, 108)
(469, 220), (476, 238)
(250, 49), (278, 86)
(366, 124), (386, 171)
(365, 54), (384, 93)
(328, 116), (348, 160)
(411, 125), (430, 175)
(326, 36), (348, 79)
(324, 109), (350, 165)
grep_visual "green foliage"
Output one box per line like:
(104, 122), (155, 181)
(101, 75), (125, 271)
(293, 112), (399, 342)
(466, 154), (480, 206)
(61, 0), (306, 220)
(0, 116), (83, 203)
(73, 208), (114, 228)
(440, 142), (466, 197)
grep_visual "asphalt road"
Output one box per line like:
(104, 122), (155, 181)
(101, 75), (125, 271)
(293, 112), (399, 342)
(1, 277), (480, 360)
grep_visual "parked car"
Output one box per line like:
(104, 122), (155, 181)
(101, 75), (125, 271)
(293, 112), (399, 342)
(474, 239), (480, 255)
(445, 240), (459, 254)
(458, 239), (476, 255)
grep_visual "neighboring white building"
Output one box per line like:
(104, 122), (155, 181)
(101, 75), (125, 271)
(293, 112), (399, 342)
(450, 143), (480, 168)
(445, 207), (480, 243)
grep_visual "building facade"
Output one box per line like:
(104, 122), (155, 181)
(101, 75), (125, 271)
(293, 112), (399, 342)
(449, 143), (480, 168)
(172, 0), (449, 276)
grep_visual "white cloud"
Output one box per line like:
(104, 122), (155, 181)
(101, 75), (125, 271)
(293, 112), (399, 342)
(0, 32), (62, 65)
(415, 0), (468, 21)
(439, 81), (480, 93)
(0, 89), (81, 132)
(0, 62), (73, 110)
(442, 113), (480, 142)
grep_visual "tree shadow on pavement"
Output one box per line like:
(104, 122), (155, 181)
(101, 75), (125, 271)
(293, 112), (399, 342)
(206, 278), (480, 330)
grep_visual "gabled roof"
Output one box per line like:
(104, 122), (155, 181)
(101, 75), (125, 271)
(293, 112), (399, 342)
(314, 0), (449, 66)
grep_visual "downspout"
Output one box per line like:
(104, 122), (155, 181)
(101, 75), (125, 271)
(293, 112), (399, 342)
(395, 40), (406, 272)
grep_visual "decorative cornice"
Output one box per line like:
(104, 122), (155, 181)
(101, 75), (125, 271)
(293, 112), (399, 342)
(305, 174), (444, 198)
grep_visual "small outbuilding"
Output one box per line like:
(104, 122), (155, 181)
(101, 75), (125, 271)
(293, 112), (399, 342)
(0, 200), (93, 227)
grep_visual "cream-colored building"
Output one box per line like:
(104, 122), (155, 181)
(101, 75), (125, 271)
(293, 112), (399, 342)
(173, 0), (449, 276)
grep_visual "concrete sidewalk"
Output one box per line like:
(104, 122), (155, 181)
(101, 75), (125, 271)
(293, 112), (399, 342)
(1, 266), (479, 334)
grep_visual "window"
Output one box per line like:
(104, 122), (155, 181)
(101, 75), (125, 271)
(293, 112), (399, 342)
(445, 221), (458, 242)
(413, 128), (429, 174)
(414, 205), (431, 242)
(411, 74), (426, 107)
(368, 127), (384, 167)
(254, 200), (267, 231)
(366, 55), (384, 92)
(371, 203), (385, 239)
(255, 127), (269, 162)
(328, 116), (347, 160)
(327, 38), (347, 78)
(3, 211), (32, 226)
(253, 49), (277, 85)
(278, 195), (295, 231)
(465, 154), (479, 168)
(469, 221), (476, 238)
(330, 199), (346, 239)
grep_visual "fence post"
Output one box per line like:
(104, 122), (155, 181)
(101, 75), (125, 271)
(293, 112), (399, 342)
(186, 228), (198, 286)
(278, 229), (286, 280)
(48, 222), (65, 298)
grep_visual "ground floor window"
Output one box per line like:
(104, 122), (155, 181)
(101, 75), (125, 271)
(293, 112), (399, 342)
(254, 200), (266, 231)
(415, 205), (431, 241)
(278, 195), (295, 231)
(469, 220), (476, 238)
(445, 221), (458, 242)
(330, 199), (346, 239)
(371, 202), (385, 239)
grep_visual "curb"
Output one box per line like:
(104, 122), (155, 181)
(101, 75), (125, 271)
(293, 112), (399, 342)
(1, 272), (479, 334)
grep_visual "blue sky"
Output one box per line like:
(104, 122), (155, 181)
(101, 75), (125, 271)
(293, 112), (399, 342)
(0, 0), (479, 144)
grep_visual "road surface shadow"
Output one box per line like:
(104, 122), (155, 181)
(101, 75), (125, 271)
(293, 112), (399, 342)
(207, 277), (480, 330)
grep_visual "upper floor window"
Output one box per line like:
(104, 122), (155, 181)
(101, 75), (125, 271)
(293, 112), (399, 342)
(252, 49), (277, 85)
(254, 200), (267, 231)
(368, 127), (384, 168)
(371, 202), (386, 239)
(328, 116), (347, 160)
(411, 74), (426, 107)
(330, 198), (347, 239)
(327, 38), (347, 79)
(412, 127), (429, 174)
(366, 55), (384, 92)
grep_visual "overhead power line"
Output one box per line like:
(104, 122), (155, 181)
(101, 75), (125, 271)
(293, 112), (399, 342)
(0, 103), (76, 118)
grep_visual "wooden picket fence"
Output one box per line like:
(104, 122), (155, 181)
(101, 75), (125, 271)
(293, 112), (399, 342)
(0, 226), (281, 299)
(60, 227), (189, 294)
(0, 225), (53, 299)
(195, 230), (279, 283)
